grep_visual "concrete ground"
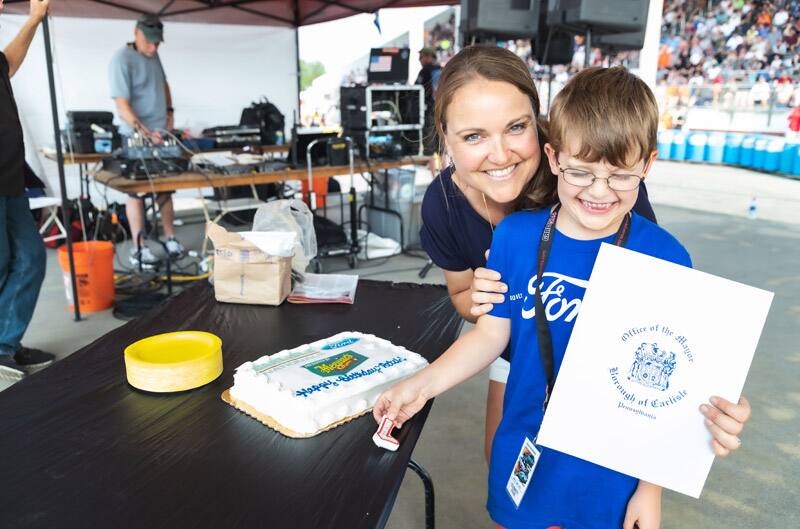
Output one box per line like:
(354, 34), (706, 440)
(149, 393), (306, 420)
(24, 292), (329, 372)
(3, 160), (799, 528)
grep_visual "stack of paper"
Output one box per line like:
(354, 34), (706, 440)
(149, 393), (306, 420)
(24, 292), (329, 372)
(288, 273), (358, 304)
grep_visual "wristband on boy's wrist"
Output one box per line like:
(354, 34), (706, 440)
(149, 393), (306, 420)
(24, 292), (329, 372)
(166, 107), (175, 114)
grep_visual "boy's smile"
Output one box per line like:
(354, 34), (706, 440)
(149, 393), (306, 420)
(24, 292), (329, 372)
(544, 140), (654, 240)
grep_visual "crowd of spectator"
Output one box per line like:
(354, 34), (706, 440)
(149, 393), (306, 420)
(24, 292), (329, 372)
(331, 1), (800, 132)
(657, 0), (800, 111)
(489, 0), (800, 131)
(423, 10), (457, 66)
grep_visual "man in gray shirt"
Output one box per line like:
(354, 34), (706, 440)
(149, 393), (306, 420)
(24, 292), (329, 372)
(109, 14), (183, 267)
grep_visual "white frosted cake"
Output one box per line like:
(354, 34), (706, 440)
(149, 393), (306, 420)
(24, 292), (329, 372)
(227, 332), (428, 437)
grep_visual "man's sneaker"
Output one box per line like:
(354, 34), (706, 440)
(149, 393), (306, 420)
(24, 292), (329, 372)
(130, 245), (160, 269)
(165, 237), (185, 259)
(14, 347), (55, 368)
(0, 355), (26, 381)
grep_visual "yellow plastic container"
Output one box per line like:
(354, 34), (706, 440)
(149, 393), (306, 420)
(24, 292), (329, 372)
(124, 331), (223, 393)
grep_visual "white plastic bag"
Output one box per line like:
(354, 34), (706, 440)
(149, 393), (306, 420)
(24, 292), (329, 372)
(253, 200), (317, 272)
(356, 229), (400, 260)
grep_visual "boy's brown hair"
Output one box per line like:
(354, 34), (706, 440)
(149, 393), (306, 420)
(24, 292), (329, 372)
(548, 66), (659, 168)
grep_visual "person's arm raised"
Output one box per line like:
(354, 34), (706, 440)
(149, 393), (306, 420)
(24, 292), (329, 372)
(4, 0), (50, 78)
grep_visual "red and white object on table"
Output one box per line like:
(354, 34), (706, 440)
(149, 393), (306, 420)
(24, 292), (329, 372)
(372, 416), (400, 451)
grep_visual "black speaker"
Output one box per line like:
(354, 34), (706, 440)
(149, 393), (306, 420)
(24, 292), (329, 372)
(533, 0), (574, 65)
(460, 0), (541, 41)
(594, 0), (649, 51)
(594, 30), (646, 52)
(535, 30), (574, 65)
(340, 86), (368, 131)
(547, 0), (648, 35)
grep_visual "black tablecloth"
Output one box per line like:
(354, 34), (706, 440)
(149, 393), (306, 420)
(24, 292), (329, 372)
(0, 280), (462, 529)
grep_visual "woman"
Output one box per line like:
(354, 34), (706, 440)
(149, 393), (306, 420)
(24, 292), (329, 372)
(419, 45), (750, 462)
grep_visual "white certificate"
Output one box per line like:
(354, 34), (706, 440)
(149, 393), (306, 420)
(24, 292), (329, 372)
(536, 243), (773, 498)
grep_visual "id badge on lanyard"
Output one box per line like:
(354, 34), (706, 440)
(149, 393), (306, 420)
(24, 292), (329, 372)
(505, 436), (541, 509)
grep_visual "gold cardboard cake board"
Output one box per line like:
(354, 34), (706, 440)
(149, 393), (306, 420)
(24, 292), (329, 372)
(221, 389), (372, 438)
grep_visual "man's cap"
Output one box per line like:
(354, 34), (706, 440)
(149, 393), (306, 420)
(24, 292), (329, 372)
(419, 46), (437, 57)
(136, 14), (164, 43)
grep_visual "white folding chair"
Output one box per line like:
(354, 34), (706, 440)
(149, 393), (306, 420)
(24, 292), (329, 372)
(29, 196), (67, 243)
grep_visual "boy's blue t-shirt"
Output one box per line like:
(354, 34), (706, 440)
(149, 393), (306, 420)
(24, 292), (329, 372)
(485, 209), (692, 529)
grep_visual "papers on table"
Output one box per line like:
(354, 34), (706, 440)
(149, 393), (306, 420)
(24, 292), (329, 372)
(288, 273), (358, 304)
(191, 151), (266, 168)
(536, 244), (773, 498)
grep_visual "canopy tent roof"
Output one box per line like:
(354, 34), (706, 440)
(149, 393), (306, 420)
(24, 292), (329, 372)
(4, 0), (457, 28)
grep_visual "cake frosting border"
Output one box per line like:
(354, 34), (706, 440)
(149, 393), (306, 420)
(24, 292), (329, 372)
(221, 389), (372, 438)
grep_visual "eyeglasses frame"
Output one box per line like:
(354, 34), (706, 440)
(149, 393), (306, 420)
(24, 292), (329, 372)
(555, 164), (645, 192)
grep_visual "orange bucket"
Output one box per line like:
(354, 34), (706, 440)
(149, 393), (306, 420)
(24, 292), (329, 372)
(301, 177), (330, 208)
(57, 241), (115, 313)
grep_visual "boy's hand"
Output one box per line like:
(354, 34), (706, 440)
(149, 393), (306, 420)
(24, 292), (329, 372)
(470, 250), (507, 317)
(623, 481), (661, 529)
(373, 376), (429, 429)
(700, 395), (750, 456)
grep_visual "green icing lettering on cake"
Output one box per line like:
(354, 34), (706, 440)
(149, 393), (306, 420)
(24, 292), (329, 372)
(302, 351), (367, 377)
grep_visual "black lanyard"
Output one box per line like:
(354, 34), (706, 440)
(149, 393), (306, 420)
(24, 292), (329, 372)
(536, 204), (631, 412)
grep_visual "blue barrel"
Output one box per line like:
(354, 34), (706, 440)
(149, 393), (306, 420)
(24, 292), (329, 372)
(780, 142), (799, 173)
(764, 139), (784, 172)
(739, 135), (756, 166)
(657, 130), (674, 160)
(671, 131), (687, 160)
(707, 133), (725, 163)
(723, 134), (743, 164)
(687, 132), (708, 162)
(793, 145), (800, 178)
(753, 137), (769, 169)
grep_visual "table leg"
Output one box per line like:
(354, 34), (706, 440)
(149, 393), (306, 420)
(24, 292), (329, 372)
(79, 163), (91, 200)
(418, 259), (434, 279)
(199, 188), (213, 256)
(407, 459), (435, 529)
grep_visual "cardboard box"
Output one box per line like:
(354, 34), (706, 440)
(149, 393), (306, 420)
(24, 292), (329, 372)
(206, 223), (291, 306)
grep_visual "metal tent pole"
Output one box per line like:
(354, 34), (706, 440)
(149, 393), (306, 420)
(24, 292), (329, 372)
(42, 16), (81, 321)
(294, 2), (301, 121)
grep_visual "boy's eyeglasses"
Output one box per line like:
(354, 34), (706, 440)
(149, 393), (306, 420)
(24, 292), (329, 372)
(557, 166), (644, 192)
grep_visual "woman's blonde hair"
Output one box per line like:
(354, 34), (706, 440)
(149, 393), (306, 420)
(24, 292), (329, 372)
(433, 45), (556, 209)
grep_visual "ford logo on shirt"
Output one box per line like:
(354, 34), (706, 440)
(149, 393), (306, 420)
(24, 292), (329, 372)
(520, 273), (590, 322)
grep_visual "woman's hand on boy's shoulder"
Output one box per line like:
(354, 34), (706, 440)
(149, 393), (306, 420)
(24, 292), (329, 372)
(470, 250), (508, 317)
(700, 395), (751, 457)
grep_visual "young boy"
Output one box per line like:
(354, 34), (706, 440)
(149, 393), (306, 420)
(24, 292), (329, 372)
(375, 67), (689, 529)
